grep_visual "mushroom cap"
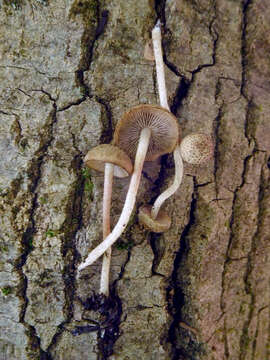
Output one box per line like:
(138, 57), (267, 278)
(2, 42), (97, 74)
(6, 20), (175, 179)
(113, 104), (179, 161)
(138, 204), (171, 233)
(180, 133), (214, 165)
(84, 144), (133, 178)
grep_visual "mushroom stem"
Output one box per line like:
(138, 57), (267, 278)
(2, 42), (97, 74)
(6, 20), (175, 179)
(99, 162), (114, 296)
(151, 146), (183, 219)
(152, 21), (169, 111)
(151, 21), (184, 222)
(78, 127), (151, 271)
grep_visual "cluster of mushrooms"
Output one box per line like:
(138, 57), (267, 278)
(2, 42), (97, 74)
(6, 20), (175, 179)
(78, 22), (213, 297)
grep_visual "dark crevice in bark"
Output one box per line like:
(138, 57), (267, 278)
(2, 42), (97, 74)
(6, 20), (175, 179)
(57, 96), (88, 112)
(13, 103), (58, 358)
(75, 4), (109, 98)
(239, 162), (266, 359)
(213, 103), (223, 197)
(170, 76), (190, 115)
(95, 96), (113, 144)
(60, 1), (109, 111)
(240, 1), (257, 150)
(154, 0), (166, 25)
(251, 306), (269, 360)
(220, 2), (256, 352)
(46, 154), (85, 357)
(168, 177), (200, 360)
(220, 148), (258, 357)
(149, 232), (166, 277)
(31, 88), (56, 102)
(240, 0), (252, 98)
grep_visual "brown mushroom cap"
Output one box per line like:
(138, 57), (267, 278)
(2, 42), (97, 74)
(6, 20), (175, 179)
(180, 133), (214, 165)
(113, 104), (179, 161)
(138, 204), (171, 233)
(84, 144), (133, 178)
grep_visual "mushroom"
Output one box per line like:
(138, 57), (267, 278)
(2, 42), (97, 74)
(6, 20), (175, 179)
(137, 21), (184, 231)
(83, 144), (133, 296)
(78, 104), (179, 271)
(138, 204), (171, 233)
(143, 25), (214, 231)
(179, 133), (214, 165)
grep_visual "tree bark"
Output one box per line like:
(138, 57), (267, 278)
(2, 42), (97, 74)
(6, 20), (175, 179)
(0, 0), (269, 359)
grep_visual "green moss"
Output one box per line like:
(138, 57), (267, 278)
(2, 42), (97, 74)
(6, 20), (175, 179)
(0, 244), (8, 252)
(1, 286), (12, 296)
(82, 168), (94, 200)
(45, 229), (56, 237)
(39, 196), (48, 204)
(28, 237), (34, 251)
(116, 239), (134, 250)
(69, 0), (98, 25)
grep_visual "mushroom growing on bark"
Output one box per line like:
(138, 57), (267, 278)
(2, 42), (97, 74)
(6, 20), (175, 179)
(138, 204), (171, 233)
(84, 144), (133, 296)
(138, 21), (184, 232)
(78, 105), (179, 271)
(179, 133), (214, 165)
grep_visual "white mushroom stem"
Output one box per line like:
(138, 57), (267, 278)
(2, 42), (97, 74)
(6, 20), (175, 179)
(151, 146), (183, 219)
(99, 162), (114, 296)
(152, 21), (169, 111)
(78, 127), (151, 271)
(151, 21), (184, 219)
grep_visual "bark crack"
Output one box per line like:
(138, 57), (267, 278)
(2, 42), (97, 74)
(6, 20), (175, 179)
(14, 102), (58, 358)
(168, 177), (198, 360)
(239, 161), (267, 359)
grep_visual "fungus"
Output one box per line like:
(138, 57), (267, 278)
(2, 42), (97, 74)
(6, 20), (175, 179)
(138, 21), (184, 231)
(138, 205), (171, 233)
(78, 105), (179, 270)
(179, 133), (214, 165)
(143, 24), (214, 231)
(84, 144), (133, 296)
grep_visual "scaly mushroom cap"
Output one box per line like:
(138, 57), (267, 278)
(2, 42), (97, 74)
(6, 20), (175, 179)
(84, 144), (133, 178)
(113, 104), (179, 161)
(138, 204), (171, 233)
(180, 133), (214, 165)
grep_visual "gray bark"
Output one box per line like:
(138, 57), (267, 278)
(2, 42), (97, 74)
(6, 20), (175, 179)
(0, 0), (269, 359)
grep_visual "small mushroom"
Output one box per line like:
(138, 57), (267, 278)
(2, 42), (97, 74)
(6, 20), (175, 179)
(78, 105), (179, 271)
(113, 104), (178, 161)
(138, 205), (171, 233)
(83, 144), (133, 296)
(84, 143), (133, 178)
(149, 25), (213, 228)
(180, 133), (214, 165)
(138, 21), (184, 229)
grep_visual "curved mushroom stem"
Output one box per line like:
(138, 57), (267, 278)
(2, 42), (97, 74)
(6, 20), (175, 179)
(151, 146), (183, 219)
(151, 21), (184, 220)
(78, 127), (151, 271)
(99, 162), (114, 296)
(152, 21), (169, 111)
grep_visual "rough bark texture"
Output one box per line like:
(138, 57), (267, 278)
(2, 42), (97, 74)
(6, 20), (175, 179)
(0, 0), (269, 359)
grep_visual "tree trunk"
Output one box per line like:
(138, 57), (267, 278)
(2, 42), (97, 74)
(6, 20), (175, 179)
(0, 0), (269, 359)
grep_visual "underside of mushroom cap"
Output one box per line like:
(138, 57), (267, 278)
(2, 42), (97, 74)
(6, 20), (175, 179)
(138, 204), (171, 233)
(84, 144), (133, 178)
(113, 104), (179, 161)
